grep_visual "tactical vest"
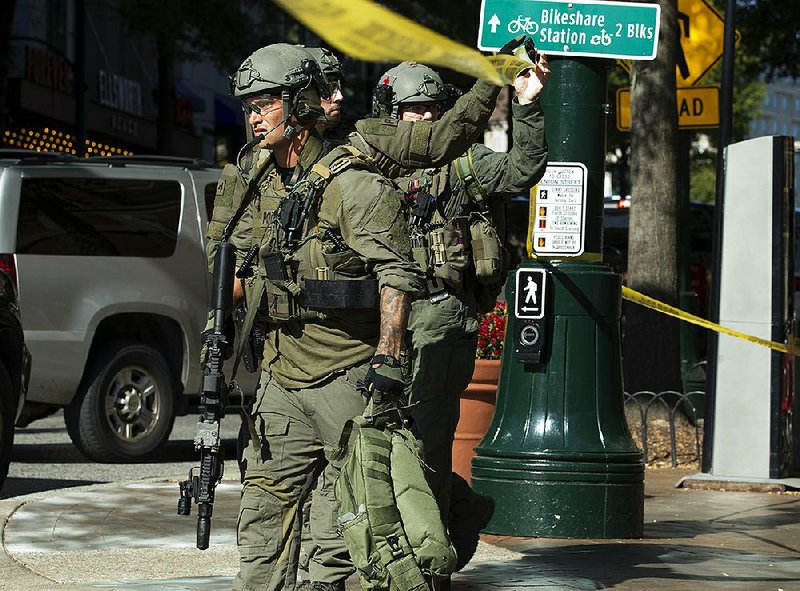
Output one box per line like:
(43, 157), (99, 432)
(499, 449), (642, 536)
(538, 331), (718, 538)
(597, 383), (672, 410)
(405, 148), (506, 298)
(335, 415), (457, 590)
(252, 144), (379, 324)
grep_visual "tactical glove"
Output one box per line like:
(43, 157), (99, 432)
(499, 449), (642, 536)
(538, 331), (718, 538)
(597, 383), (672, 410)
(498, 34), (526, 55)
(360, 354), (404, 400)
(523, 38), (540, 64)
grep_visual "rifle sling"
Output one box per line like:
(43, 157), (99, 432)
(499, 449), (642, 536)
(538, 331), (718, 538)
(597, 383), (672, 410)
(231, 278), (266, 453)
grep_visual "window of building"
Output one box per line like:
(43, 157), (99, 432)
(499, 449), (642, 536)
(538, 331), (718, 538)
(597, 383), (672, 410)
(16, 178), (181, 257)
(780, 95), (790, 111)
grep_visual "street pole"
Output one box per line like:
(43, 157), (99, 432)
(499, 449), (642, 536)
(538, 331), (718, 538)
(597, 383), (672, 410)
(472, 54), (644, 538)
(74, 0), (86, 157)
(702, 0), (737, 473)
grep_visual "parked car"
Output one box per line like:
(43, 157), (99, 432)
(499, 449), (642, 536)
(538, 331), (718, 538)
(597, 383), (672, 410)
(0, 264), (30, 489)
(0, 150), (256, 463)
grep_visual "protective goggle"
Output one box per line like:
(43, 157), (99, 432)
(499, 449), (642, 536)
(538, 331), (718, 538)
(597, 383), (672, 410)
(327, 78), (342, 94)
(241, 94), (282, 116)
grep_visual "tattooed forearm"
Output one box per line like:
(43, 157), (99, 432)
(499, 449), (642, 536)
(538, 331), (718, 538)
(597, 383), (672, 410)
(376, 286), (410, 359)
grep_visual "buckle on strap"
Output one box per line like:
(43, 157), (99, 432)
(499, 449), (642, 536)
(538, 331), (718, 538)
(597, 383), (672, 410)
(386, 534), (404, 557)
(426, 278), (450, 304)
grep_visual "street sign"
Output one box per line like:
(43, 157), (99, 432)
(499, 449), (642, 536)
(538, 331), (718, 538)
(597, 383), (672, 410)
(527, 162), (588, 257)
(616, 85), (720, 131)
(514, 268), (546, 319)
(618, 0), (741, 85)
(478, 0), (661, 60)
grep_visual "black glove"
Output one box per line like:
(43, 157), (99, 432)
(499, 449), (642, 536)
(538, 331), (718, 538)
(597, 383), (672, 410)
(523, 38), (540, 64)
(359, 354), (404, 399)
(498, 34), (526, 55)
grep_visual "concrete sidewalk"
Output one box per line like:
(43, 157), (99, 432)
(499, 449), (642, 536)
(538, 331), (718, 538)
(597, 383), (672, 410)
(1, 468), (799, 591)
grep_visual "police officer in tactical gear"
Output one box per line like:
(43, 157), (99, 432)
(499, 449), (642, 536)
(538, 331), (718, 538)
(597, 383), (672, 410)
(223, 43), (424, 591)
(304, 47), (346, 135)
(374, 47), (550, 573)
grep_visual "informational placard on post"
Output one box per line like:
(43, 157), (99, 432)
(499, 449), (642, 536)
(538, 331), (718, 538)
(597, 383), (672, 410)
(528, 162), (588, 257)
(515, 268), (547, 319)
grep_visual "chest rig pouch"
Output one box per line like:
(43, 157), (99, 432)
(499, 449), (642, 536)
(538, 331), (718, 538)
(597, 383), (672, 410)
(259, 145), (378, 323)
(453, 149), (506, 285)
(407, 169), (472, 295)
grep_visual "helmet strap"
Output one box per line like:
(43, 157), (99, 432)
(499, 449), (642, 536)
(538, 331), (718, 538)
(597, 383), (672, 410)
(282, 89), (298, 139)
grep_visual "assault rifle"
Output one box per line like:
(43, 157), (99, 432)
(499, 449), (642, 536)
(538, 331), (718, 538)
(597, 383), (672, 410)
(177, 240), (235, 549)
(177, 132), (266, 549)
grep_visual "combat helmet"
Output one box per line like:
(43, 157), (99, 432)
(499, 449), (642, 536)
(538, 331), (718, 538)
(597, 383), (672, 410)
(372, 61), (448, 118)
(305, 46), (345, 81)
(230, 43), (330, 138)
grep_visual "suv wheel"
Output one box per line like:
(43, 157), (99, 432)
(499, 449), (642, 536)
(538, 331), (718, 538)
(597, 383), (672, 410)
(0, 364), (14, 489)
(65, 342), (175, 462)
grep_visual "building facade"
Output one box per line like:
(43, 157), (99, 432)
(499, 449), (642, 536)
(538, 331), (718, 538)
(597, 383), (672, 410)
(3, 0), (244, 163)
(747, 77), (800, 197)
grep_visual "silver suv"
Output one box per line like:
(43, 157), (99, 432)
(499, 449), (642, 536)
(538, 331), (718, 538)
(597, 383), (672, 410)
(0, 151), (254, 462)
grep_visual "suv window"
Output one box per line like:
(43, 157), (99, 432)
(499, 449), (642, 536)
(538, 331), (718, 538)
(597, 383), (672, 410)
(204, 182), (217, 221)
(16, 178), (181, 257)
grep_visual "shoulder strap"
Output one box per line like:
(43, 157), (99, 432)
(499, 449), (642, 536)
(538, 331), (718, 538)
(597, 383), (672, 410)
(310, 143), (374, 182)
(453, 147), (488, 205)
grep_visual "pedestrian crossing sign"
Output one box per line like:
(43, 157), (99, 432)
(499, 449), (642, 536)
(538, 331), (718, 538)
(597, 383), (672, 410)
(515, 268), (546, 319)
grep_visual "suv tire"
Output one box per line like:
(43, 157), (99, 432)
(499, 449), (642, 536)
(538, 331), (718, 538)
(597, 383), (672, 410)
(65, 341), (175, 463)
(0, 364), (14, 489)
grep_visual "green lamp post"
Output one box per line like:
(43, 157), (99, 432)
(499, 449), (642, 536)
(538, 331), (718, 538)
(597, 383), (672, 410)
(471, 55), (645, 538)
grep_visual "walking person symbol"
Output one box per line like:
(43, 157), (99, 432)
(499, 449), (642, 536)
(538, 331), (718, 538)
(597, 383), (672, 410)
(524, 276), (538, 305)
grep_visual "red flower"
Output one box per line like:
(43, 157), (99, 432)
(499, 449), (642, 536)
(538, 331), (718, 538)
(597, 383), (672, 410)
(475, 300), (508, 360)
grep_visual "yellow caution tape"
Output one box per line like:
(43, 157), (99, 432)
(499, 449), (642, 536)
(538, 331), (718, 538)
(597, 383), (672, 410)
(622, 286), (797, 355)
(271, 0), (530, 86)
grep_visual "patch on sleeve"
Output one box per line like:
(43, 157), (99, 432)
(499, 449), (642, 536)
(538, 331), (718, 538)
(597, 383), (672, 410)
(365, 188), (411, 255)
(207, 221), (224, 241)
(409, 121), (432, 159)
(216, 178), (226, 196)
(359, 118), (399, 137)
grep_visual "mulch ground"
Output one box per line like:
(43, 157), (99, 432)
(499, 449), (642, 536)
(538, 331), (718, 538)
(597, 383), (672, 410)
(625, 405), (704, 469)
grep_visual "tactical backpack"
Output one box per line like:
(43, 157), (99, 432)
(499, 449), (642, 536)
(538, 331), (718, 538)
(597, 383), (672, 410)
(335, 415), (457, 590)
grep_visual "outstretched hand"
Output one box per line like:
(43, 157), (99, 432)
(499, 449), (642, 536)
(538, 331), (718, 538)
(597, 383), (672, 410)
(514, 52), (550, 105)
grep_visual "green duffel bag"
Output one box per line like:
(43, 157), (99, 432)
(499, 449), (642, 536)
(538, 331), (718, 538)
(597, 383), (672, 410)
(335, 415), (457, 591)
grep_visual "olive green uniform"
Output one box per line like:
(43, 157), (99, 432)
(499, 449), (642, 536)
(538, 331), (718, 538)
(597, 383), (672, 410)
(219, 133), (423, 591)
(206, 79), (500, 253)
(401, 97), (548, 520)
(206, 77), (501, 589)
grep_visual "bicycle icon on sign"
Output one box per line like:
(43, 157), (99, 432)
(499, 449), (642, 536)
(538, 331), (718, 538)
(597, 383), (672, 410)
(590, 29), (612, 46)
(508, 15), (539, 35)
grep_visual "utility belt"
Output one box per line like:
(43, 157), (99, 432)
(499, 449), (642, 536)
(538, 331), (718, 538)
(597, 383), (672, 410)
(261, 247), (378, 323)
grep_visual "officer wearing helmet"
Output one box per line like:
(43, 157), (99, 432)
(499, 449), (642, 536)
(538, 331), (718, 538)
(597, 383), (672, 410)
(215, 43), (423, 591)
(304, 46), (346, 136)
(374, 43), (549, 575)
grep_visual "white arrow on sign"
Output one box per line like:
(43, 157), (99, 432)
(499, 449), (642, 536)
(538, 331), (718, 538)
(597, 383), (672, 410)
(488, 13), (500, 33)
(520, 306), (539, 312)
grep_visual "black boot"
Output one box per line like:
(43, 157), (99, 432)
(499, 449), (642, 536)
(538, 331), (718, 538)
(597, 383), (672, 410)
(448, 474), (495, 571)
